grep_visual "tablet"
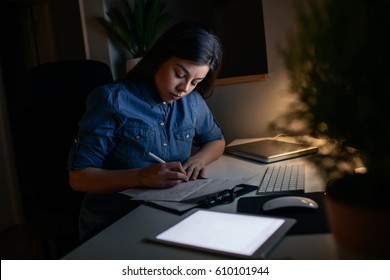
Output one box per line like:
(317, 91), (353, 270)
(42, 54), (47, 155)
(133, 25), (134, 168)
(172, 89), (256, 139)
(225, 139), (318, 163)
(148, 209), (296, 259)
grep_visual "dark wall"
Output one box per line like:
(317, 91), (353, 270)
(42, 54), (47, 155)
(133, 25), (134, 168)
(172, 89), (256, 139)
(0, 0), (85, 219)
(166, 0), (268, 80)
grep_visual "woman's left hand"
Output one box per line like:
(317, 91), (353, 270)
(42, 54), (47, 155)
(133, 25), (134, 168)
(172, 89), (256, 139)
(182, 158), (206, 180)
(183, 138), (226, 180)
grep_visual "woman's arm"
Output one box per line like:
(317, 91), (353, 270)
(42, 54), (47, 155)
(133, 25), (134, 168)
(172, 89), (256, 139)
(182, 138), (226, 180)
(69, 138), (225, 193)
(69, 162), (189, 194)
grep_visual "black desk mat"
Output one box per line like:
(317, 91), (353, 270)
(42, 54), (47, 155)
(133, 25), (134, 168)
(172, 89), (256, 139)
(237, 192), (329, 235)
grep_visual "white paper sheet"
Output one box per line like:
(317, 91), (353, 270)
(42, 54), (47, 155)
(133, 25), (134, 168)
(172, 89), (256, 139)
(121, 176), (252, 202)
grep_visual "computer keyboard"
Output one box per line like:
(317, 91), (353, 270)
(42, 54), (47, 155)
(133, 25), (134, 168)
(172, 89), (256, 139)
(257, 164), (305, 194)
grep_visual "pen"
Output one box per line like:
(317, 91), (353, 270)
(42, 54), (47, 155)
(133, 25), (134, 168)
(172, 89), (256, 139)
(148, 152), (166, 163)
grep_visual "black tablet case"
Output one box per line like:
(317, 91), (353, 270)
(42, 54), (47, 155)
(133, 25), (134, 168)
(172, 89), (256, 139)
(148, 208), (297, 259)
(237, 192), (329, 235)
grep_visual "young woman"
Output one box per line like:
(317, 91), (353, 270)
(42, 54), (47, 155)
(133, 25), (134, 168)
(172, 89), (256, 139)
(67, 21), (225, 241)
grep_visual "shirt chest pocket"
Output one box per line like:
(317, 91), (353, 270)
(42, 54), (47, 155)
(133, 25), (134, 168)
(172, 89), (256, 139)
(116, 125), (155, 165)
(174, 127), (195, 142)
(173, 127), (195, 160)
(122, 126), (155, 142)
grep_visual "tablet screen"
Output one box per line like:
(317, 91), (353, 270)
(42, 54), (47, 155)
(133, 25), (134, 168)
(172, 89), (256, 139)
(151, 209), (296, 259)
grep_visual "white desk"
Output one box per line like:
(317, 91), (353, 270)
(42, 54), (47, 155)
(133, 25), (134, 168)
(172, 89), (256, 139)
(63, 154), (339, 260)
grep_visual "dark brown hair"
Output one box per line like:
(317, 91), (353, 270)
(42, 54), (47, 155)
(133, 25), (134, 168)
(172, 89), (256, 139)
(127, 21), (223, 98)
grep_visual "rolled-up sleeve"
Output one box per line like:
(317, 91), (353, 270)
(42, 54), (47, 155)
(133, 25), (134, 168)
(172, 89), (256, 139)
(192, 94), (224, 145)
(67, 86), (119, 170)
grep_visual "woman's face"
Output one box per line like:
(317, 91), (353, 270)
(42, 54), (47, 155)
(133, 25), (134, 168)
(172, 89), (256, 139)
(154, 57), (210, 103)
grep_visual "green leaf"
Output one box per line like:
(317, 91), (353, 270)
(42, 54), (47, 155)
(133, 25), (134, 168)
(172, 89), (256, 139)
(96, 0), (173, 58)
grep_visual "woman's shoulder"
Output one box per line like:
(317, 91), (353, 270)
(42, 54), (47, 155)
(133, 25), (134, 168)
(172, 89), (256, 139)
(90, 79), (140, 99)
(186, 90), (208, 106)
(99, 79), (135, 92)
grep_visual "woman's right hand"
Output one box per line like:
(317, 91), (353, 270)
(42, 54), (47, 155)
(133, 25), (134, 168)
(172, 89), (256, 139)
(139, 162), (189, 188)
(69, 163), (189, 193)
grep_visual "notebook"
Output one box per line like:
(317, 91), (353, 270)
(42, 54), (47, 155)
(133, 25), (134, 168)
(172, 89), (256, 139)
(225, 139), (318, 163)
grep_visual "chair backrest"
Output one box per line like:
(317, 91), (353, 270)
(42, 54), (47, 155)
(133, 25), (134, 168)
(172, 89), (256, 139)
(23, 59), (113, 257)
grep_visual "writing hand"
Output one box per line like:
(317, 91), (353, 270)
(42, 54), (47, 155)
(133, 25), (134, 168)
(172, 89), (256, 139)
(140, 162), (189, 188)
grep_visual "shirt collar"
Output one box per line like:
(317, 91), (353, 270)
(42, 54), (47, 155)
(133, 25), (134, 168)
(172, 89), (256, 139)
(136, 79), (167, 108)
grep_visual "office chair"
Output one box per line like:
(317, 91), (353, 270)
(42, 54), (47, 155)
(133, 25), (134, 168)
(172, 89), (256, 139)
(23, 59), (113, 259)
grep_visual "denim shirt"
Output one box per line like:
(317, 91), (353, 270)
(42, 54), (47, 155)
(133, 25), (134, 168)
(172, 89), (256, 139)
(67, 79), (223, 171)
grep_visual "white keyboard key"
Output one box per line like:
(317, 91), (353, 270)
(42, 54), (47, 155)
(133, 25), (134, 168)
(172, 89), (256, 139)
(257, 164), (305, 194)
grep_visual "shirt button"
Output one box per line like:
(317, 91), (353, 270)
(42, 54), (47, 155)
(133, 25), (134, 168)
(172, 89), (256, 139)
(136, 135), (140, 140)
(162, 101), (167, 105)
(163, 143), (168, 147)
(185, 134), (190, 138)
(160, 122), (164, 126)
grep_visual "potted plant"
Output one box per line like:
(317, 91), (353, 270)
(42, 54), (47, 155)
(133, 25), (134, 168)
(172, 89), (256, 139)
(97, 0), (173, 70)
(271, 0), (390, 258)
